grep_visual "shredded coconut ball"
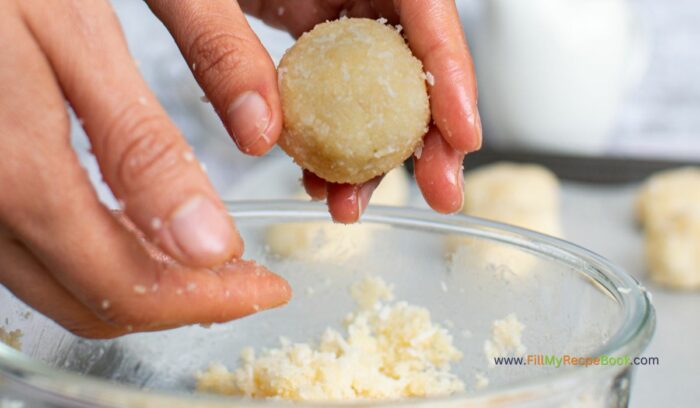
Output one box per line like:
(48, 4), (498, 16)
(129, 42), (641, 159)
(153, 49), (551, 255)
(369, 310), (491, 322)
(278, 18), (430, 184)
(196, 276), (464, 401)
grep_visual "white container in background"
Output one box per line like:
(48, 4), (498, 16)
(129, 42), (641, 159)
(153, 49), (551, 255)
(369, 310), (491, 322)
(467, 0), (648, 155)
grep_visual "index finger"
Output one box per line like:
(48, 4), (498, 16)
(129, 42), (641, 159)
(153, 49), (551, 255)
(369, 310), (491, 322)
(397, 0), (482, 153)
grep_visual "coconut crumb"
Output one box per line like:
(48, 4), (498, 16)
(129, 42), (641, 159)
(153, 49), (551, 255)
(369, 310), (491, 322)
(0, 327), (23, 351)
(425, 71), (435, 86)
(277, 6), (285, 16)
(187, 282), (198, 292)
(252, 304), (260, 312)
(137, 96), (148, 106)
(183, 151), (195, 162)
(350, 275), (394, 309)
(377, 17), (388, 25)
(101, 299), (111, 310)
(150, 217), (162, 231)
(474, 372), (489, 389)
(484, 314), (526, 367)
(196, 276), (464, 401)
(414, 141), (424, 159)
(176, 289), (184, 296)
(396, 24), (403, 34)
(133, 285), (147, 294)
(192, 62), (197, 71)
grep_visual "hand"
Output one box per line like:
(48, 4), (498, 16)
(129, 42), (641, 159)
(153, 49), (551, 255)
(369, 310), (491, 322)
(0, 0), (290, 338)
(149, 0), (480, 223)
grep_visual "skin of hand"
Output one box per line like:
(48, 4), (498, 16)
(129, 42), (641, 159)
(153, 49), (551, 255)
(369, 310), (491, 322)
(0, 0), (479, 338)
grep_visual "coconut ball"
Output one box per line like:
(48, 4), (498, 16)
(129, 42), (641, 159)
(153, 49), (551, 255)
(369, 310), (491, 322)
(278, 18), (430, 184)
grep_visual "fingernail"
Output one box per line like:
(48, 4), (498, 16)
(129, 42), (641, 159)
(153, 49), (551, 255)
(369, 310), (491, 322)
(359, 179), (381, 214)
(472, 109), (483, 152)
(328, 184), (360, 224)
(456, 165), (465, 211)
(165, 196), (236, 264)
(227, 91), (270, 153)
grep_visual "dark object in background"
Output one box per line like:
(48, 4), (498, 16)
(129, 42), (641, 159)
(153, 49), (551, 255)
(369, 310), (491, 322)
(405, 149), (700, 184)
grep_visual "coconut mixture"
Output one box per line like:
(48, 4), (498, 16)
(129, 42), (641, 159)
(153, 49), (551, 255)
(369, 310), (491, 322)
(196, 276), (465, 401)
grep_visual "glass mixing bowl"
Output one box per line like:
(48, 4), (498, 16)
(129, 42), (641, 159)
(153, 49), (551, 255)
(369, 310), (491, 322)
(0, 201), (655, 407)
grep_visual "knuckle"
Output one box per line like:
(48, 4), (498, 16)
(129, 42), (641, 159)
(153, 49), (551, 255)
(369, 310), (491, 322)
(103, 301), (151, 327)
(100, 106), (184, 196)
(187, 27), (255, 85)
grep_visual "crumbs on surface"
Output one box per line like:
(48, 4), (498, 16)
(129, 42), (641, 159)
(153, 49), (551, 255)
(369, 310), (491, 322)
(195, 276), (465, 401)
(0, 327), (23, 351)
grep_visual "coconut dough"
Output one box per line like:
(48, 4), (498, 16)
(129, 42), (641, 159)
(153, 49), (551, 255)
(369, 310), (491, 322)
(446, 163), (561, 276)
(461, 162), (561, 236)
(196, 276), (464, 401)
(278, 18), (430, 184)
(637, 167), (700, 289)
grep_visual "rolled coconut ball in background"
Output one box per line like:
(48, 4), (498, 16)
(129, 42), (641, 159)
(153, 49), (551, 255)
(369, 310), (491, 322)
(636, 167), (700, 289)
(278, 18), (430, 184)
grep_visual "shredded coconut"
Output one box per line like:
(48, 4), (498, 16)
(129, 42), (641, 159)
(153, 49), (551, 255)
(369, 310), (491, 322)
(0, 327), (22, 351)
(484, 314), (526, 367)
(196, 276), (464, 401)
(150, 217), (162, 231)
(414, 141), (424, 159)
(425, 71), (435, 86)
(474, 372), (489, 389)
(101, 299), (111, 310)
(133, 285), (147, 294)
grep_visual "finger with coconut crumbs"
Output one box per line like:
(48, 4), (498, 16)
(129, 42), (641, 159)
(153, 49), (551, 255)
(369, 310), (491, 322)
(21, 0), (242, 268)
(147, 0), (282, 156)
(302, 170), (328, 201)
(397, 0), (482, 153)
(327, 176), (383, 224)
(414, 127), (465, 213)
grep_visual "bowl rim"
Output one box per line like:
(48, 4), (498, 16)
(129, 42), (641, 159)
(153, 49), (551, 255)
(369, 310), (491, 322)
(0, 200), (656, 407)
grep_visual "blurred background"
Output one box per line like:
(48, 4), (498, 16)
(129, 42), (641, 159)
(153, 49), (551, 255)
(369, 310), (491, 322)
(67, 0), (698, 407)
